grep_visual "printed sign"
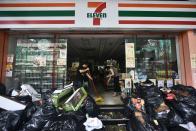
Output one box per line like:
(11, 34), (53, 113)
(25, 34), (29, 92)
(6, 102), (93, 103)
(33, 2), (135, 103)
(191, 54), (196, 86)
(0, 1), (196, 29)
(191, 54), (196, 68)
(125, 43), (135, 68)
(158, 80), (165, 88)
(7, 55), (14, 63)
(33, 56), (46, 67)
(60, 49), (67, 59)
(57, 58), (66, 66)
(125, 78), (132, 88)
(167, 79), (173, 88)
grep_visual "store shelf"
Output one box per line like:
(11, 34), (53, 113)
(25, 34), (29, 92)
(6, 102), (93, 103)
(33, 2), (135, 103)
(13, 39), (67, 92)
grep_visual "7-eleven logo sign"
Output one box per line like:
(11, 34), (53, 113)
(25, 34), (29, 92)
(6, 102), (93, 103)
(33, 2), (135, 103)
(87, 2), (107, 26)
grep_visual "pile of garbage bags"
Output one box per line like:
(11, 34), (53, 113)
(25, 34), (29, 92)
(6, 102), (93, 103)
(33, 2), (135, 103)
(162, 85), (196, 123)
(122, 80), (196, 131)
(0, 88), (99, 131)
(1, 82), (196, 131)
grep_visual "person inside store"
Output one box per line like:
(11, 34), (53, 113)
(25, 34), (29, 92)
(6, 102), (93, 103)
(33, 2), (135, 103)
(104, 66), (110, 90)
(106, 64), (121, 96)
(105, 65), (113, 88)
(75, 63), (93, 93)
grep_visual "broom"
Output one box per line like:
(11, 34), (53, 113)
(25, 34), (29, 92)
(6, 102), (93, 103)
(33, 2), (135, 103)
(89, 79), (104, 103)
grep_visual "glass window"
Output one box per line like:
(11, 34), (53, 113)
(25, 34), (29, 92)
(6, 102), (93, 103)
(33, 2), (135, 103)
(135, 36), (178, 80)
(5, 34), (67, 93)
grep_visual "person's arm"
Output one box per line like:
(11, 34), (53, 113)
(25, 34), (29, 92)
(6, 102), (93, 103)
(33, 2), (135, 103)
(106, 68), (114, 77)
(86, 72), (93, 80)
(79, 68), (89, 73)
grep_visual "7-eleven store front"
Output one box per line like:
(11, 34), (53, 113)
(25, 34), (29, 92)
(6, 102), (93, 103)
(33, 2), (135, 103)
(0, 0), (196, 92)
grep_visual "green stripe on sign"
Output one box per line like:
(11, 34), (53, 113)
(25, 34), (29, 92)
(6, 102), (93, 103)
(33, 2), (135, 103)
(119, 11), (196, 18)
(0, 10), (75, 17)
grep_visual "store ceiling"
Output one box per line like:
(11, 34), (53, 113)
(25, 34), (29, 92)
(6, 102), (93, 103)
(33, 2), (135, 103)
(67, 36), (125, 63)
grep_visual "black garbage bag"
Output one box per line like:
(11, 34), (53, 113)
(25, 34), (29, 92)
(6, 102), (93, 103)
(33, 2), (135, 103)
(142, 86), (160, 95)
(124, 106), (133, 118)
(167, 126), (189, 131)
(154, 110), (169, 120)
(21, 103), (37, 123)
(64, 109), (86, 131)
(145, 106), (154, 120)
(21, 99), (57, 131)
(130, 115), (168, 131)
(186, 86), (196, 96)
(145, 96), (164, 108)
(172, 85), (196, 97)
(146, 105), (169, 121)
(0, 110), (23, 131)
(177, 102), (196, 121)
(0, 102), (37, 131)
(83, 96), (99, 117)
(170, 101), (196, 121)
(14, 95), (32, 104)
(177, 96), (196, 109)
(20, 107), (57, 131)
(167, 110), (184, 126)
(41, 114), (77, 131)
(129, 114), (156, 131)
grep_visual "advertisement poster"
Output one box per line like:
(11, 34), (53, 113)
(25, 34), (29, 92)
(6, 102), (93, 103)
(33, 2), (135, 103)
(60, 49), (67, 59)
(33, 56), (46, 67)
(191, 54), (196, 86)
(125, 78), (132, 88)
(57, 58), (66, 66)
(191, 54), (196, 68)
(125, 43), (135, 68)
(167, 79), (173, 88)
(158, 80), (165, 88)
(6, 63), (13, 77)
(6, 54), (14, 77)
(7, 55), (14, 63)
(128, 70), (135, 79)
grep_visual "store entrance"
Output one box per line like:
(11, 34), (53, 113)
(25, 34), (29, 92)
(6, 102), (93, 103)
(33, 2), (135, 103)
(66, 35), (125, 105)
(6, 32), (179, 105)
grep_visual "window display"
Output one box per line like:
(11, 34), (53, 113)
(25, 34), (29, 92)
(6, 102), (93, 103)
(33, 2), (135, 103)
(6, 36), (67, 93)
(135, 37), (178, 80)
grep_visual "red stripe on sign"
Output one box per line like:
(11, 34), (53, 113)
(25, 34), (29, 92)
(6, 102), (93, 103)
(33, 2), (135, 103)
(119, 20), (196, 25)
(0, 20), (75, 24)
(118, 3), (196, 8)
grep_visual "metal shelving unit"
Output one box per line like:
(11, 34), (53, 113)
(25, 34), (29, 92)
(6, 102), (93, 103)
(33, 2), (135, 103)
(13, 38), (67, 93)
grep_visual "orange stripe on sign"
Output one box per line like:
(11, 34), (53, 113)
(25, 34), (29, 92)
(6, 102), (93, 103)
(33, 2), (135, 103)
(0, 3), (75, 7)
(118, 3), (196, 8)
(88, 2), (103, 8)
(119, 20), (196, 25)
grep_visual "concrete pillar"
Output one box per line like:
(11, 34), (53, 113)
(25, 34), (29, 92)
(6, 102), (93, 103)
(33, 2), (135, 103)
(179, 30), (196, 87)
(186, 30), (196, 87)
(0, 31), (8, 83)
